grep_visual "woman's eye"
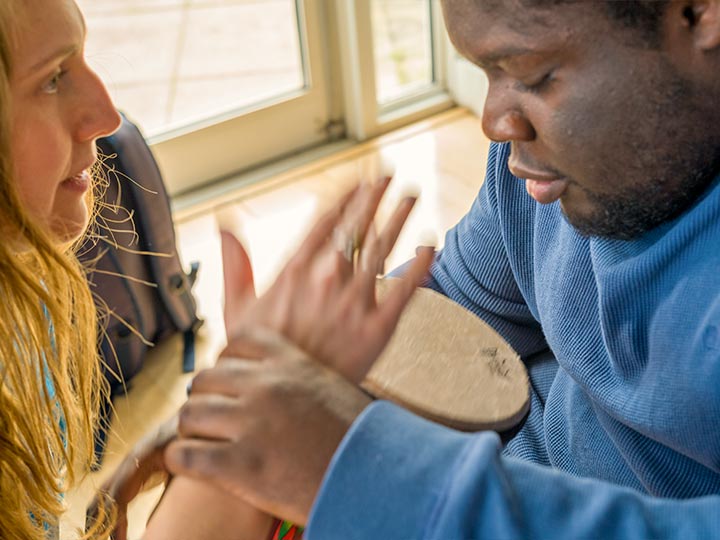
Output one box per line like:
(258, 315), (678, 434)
(42, 69), (67, 94)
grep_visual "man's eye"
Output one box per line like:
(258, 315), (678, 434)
(42, 69), (67, 94)
(520, 72), (553, 94)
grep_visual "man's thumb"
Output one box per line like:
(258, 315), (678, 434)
(220, 230), (256, 332)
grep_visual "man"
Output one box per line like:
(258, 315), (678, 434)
(166, 1), (720, 537)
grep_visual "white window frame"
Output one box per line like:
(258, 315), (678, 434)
(335, 0), (454, 141)
(152, 0), (332, 195)
(154, 0), (459, 198)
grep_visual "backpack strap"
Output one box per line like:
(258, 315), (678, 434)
(181, 261), (202, 372)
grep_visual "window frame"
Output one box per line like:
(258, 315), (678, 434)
(143, 0), (456, 196)
(150, 0), (332, 194)
(334, 0), (453, 141)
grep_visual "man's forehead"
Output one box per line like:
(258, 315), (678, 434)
(442, 0), (559, 25)
(442, 0), (589, 63)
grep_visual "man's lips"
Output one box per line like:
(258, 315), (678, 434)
(525, 178), (569, 204)
(509, 165), (568, 205)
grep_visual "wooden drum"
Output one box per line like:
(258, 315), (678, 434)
(363, 278), (529, 433)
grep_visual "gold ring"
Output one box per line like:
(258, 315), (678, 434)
(334, 228), (361, 263)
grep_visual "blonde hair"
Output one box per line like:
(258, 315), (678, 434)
(0, 3), (113, 538)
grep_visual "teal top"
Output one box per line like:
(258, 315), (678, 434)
(26, 306), (66, 539)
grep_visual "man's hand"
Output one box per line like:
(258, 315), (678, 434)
(164, 329), (373, 525)
(86, 416), (177, 540)
(221, 177), (434, 383)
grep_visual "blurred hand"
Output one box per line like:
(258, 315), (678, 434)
(165, 329), (372, 525)
(221, 177), (434, 383)
(86, 416), (177, 540)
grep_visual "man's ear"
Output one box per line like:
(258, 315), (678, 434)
(684, 0), (720, 50)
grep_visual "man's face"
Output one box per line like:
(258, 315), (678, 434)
(443, 0), (720, 239)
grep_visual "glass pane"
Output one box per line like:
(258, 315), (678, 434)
(77, 0), (305, 136)
(372, 0), (434, 105)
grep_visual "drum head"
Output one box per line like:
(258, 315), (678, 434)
(363, 278), (529, 432)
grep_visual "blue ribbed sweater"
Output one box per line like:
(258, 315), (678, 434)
(307, 142), (720, 539)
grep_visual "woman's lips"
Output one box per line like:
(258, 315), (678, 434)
(525, 178), (568, 204)
(61, 170), (91, 193)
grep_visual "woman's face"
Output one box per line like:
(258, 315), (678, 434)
(10, 0), (121, 242)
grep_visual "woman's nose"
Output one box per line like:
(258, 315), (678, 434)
(74, 68), (122, 143)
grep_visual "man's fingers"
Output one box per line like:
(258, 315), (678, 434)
(189, 360), (257, 396)
(291, 184), (359, 267)
(358, 223), (380, 275)
(220, 230), (256, 333)
(356, 196), (418, 302)
(376, 196), (417, 264)
(341, 176), (391, 251)
(203, 328), (310, 389)
(178, 394), (245, 440)
(220, 336), (273, 362)
(339, 249), (432, 382)
(164, 439), (245, 499)
(376, 246), (435, 331)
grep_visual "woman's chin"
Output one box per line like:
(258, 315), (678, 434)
(50, 213), (90, 246)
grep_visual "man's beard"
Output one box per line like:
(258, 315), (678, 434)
(561, 54), (720, 241)
(564, 158), (720, 241)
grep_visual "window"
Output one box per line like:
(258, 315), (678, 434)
(80, 0), (453, 194)
(79, 0), (307, 136)
(372, 0), (435, 105)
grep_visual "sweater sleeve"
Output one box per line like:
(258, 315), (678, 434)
(306, 401), (720, 540)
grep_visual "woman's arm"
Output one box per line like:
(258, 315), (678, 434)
(143, 477), (275, 540)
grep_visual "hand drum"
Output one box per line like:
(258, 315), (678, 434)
(363, 278), (529, 433)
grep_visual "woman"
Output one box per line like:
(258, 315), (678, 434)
(1, 0), (121, 538)
(3, 0), (432, 538)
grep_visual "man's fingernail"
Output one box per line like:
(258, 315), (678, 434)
(416, 229), (437, 249)
(379, 155), (396, 180)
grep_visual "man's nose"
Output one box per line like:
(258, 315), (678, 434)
(481, 85), (535, 143)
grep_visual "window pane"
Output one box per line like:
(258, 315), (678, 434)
(372, 0), (434, 105)
(77, 0), (305, 136)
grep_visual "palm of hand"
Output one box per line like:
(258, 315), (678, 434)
(221, 179), (433, 383)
